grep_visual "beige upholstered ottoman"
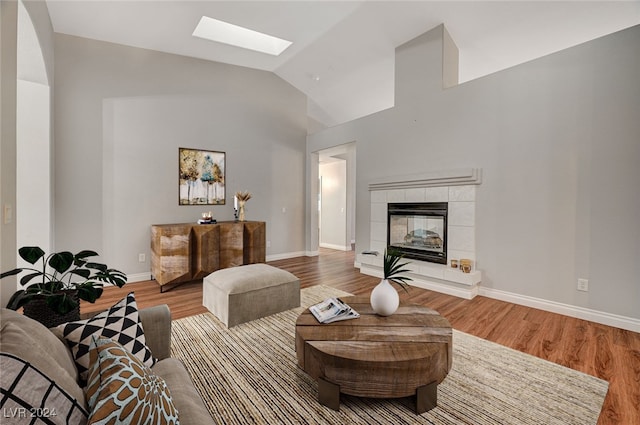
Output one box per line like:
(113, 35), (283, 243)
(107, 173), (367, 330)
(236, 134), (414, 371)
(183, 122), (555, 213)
(203, 264), (300, 327)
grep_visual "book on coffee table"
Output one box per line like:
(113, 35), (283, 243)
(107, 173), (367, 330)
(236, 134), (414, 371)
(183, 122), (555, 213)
(309, 297), (360, 324)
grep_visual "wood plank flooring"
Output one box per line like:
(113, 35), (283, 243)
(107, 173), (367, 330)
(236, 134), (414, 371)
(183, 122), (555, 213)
(82, 249), (640, 425)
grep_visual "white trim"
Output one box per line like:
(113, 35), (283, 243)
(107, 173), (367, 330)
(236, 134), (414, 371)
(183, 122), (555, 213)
(319, 242), (352, 251)
(127, 272), (152, 283)
(369, 168), (482, 191)
(410, 278), (479, 300)
(305, 250), (320, 257)
(266, 251), (307, 262)
(480, 287), (640, 333)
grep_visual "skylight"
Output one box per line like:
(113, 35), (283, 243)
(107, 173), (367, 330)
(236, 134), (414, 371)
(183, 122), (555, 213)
(192, 16), (292, 56)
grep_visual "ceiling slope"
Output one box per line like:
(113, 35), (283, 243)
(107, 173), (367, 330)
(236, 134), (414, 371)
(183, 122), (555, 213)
(45, 1), (640, 127)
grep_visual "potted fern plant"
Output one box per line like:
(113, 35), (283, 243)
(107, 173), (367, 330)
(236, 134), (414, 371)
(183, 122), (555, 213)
(370, 248), (413, 316)
(1, 246), (127, 328)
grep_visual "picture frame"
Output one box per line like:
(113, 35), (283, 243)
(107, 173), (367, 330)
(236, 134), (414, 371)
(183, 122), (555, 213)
(179, 147), (226, 205)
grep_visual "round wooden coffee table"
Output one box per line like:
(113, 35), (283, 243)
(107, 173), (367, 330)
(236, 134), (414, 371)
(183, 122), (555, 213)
(295, 296), (452, 413)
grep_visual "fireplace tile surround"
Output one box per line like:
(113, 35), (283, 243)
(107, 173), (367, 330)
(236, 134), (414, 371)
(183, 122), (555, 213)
(357, 169), (482, 299)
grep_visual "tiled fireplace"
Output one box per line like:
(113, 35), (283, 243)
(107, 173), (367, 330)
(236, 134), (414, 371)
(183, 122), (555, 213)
(357, 168), (482, 299)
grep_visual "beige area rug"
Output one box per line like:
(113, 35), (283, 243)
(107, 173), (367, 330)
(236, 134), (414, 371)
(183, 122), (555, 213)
(171, 285), (608, 424)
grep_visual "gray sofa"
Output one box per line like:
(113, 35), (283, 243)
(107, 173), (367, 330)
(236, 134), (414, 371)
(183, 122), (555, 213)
(0, 305), (215, 424)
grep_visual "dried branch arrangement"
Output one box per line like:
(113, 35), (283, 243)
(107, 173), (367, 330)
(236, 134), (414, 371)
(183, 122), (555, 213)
(235, 191), (252, 202)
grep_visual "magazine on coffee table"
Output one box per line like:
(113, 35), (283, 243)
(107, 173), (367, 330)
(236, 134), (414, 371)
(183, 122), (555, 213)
(309, 297), (360, 324)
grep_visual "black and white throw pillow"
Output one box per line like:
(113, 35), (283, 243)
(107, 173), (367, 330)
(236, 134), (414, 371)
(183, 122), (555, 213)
(0, 353), (89, 425)
(59, 292), (155, 383)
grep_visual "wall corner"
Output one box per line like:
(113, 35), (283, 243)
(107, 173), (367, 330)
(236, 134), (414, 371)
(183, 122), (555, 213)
(442, 25), (459, 88)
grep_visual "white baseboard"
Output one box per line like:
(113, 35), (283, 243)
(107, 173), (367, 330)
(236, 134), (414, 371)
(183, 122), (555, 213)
(410, 278), (479, 300)
(127, 272), (152, 283)
(266, 251), (307, 261)
(356, 262), (639, 332)
(319, 242), (352, 251)
(479, 287), (640, 333)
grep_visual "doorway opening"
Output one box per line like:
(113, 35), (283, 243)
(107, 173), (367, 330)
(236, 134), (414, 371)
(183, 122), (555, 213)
(315, 142), (356, 253)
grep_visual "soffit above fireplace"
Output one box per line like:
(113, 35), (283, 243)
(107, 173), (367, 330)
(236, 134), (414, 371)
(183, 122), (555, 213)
(369, 168), (482, 191)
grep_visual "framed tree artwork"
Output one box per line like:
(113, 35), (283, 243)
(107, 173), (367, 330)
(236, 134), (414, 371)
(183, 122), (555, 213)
(179, 148), (226, 205)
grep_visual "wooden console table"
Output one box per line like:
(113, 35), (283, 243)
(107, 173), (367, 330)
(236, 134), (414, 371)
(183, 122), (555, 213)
(150, 221), (265, 291)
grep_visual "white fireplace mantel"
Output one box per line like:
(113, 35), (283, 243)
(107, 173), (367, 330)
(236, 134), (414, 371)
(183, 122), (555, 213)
(359, 168), (482, 300)
(369, 168), (482, 191)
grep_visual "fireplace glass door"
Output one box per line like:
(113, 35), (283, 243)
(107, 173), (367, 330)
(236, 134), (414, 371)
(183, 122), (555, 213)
(387, 203), (447, 264)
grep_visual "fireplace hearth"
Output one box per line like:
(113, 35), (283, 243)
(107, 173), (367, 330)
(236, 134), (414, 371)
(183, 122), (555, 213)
(388, 202), (448, 265)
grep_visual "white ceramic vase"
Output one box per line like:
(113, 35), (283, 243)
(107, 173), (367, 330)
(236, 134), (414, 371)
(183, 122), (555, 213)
(370, 279), (400, 316)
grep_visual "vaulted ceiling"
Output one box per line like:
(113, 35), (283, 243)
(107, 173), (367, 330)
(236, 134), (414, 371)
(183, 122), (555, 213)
(45, 1), (640, 128)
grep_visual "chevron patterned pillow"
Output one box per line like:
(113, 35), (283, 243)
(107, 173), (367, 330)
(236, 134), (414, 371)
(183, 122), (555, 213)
(59, 292), (155, 383)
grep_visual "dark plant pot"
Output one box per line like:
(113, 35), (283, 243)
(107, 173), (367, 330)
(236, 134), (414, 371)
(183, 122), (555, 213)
(22, 291), (80, 328)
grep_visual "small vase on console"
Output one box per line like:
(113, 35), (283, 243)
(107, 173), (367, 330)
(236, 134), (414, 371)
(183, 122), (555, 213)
(235, 191), (252, 222)
(238, 201), (246, 222)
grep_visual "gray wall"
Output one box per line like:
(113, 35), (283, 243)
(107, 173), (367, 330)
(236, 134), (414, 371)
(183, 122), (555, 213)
(307, 25), (640, 319)
(54, 34), (308, 278)
(1, 0), (19, 306)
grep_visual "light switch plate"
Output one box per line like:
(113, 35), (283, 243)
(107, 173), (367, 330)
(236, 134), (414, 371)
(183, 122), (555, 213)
(577, 278), (589, 292)
(3, 204), (12, 224)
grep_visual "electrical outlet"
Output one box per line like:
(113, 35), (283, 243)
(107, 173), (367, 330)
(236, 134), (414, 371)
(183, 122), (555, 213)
(138, 253), (146, 263)
(266, 241), (271, 248)
(577, 278), (589, 292)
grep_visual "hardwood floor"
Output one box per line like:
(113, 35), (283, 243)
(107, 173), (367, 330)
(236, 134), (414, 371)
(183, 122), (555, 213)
(83, 249), (640, 425)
